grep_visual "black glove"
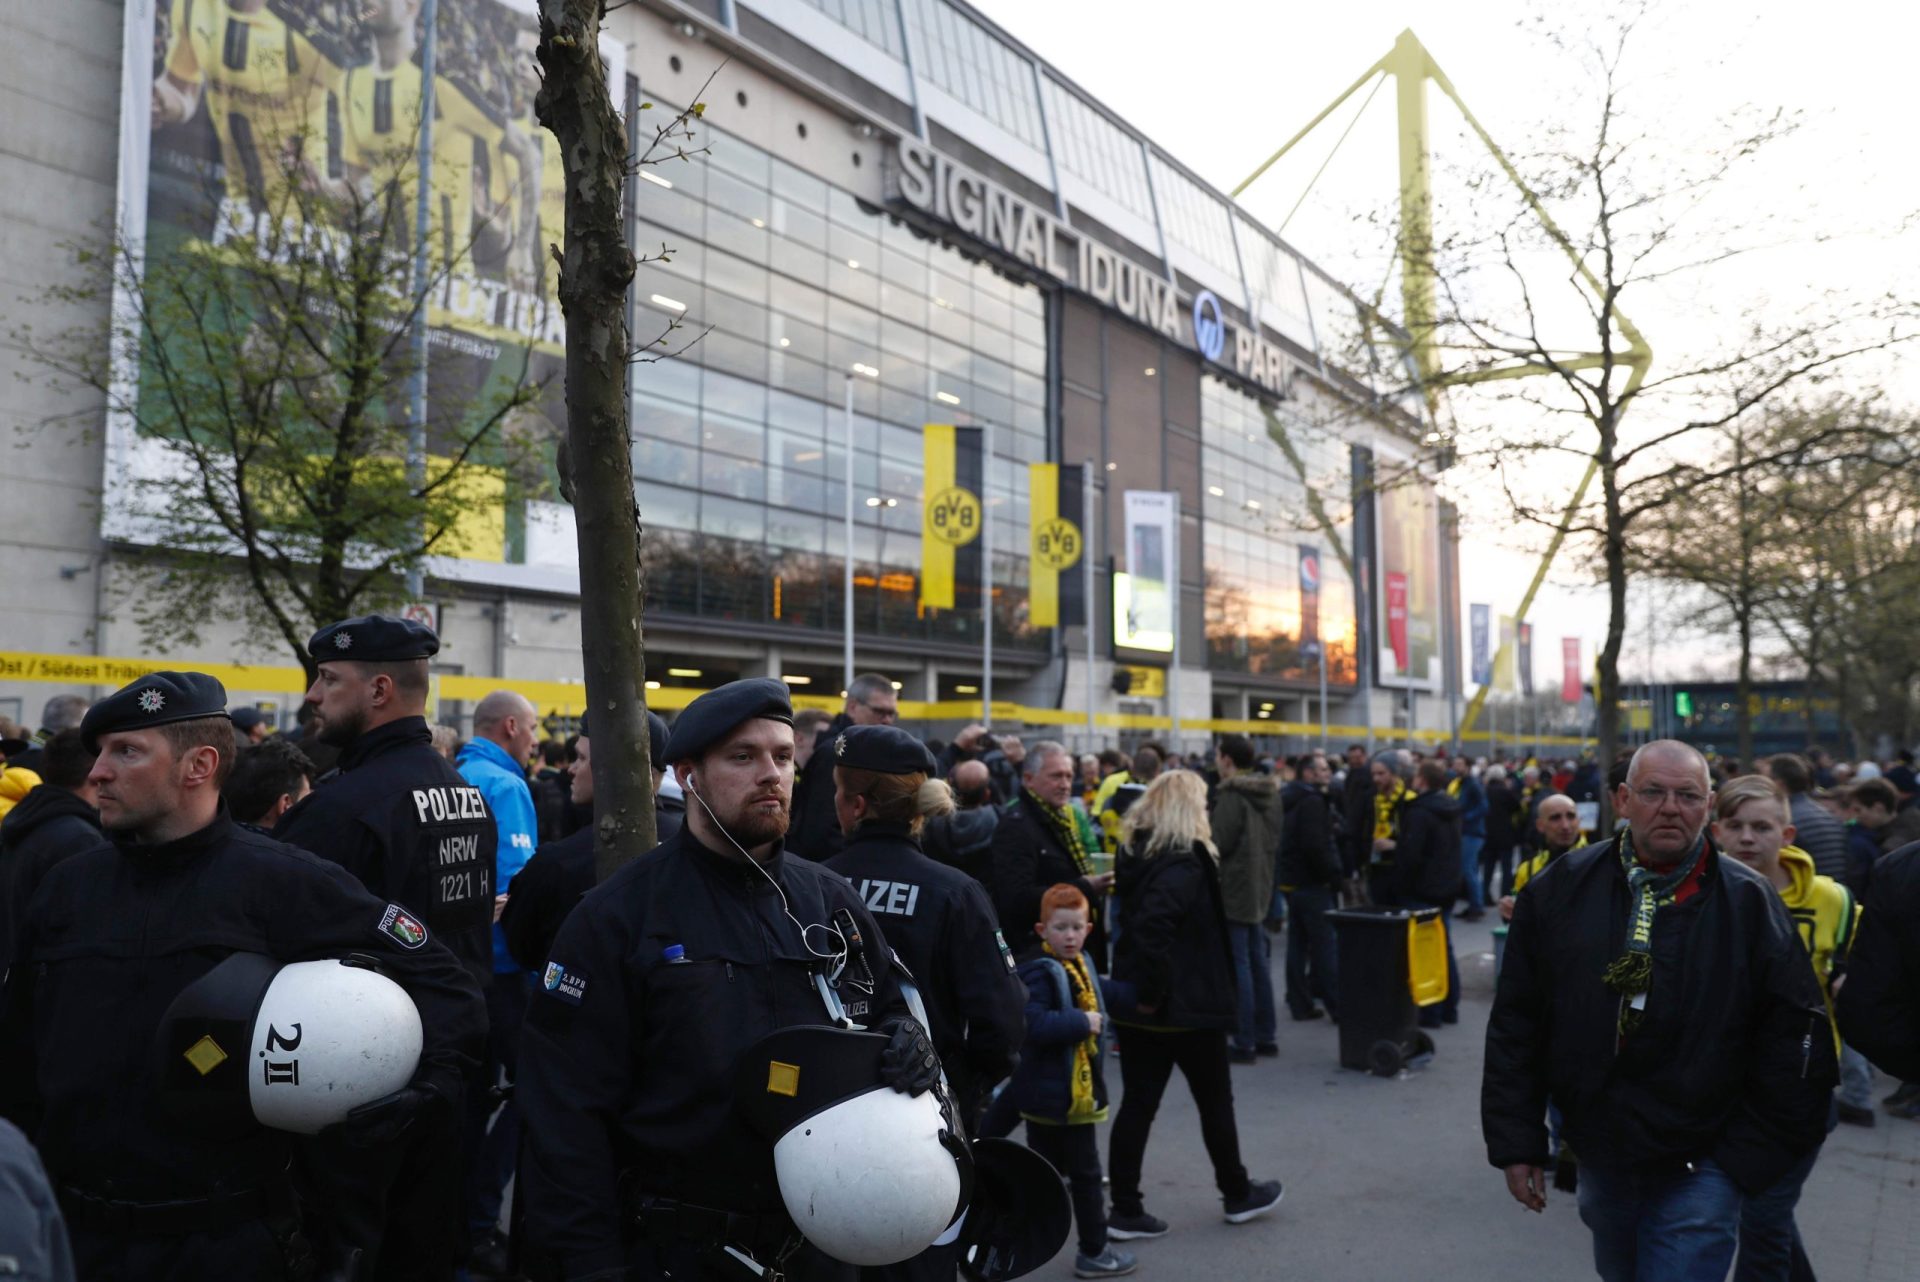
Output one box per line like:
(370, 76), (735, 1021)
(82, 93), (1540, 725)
(332, 1081), (444, 1148)
(879, 1017), (940, 1096)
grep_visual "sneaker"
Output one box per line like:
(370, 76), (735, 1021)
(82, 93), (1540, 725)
(1884, 1082), (1920, 1109)
(1255, 1042), (1280, 1056)
(1456, 908), (1486, 921)
(1888, 1095), (1920, 1120)
(1837, 1101), (1876, 1128)
(1074, 1247), (1138, 1277)
(1223, 1179), (1284, 1224)
(1228, 1046), (1259, 1065)
(1106, 1211), (1169, 1241)
(1289, 1007), (1325, 1022)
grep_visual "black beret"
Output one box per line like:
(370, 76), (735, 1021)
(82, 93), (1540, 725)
(229, 706), (265, 732)
(81, 671), (231, 753)
(661, 678), (793, 764)
(307, 614), (439, 664)
(831, 724), (937, 776)
(576, 710), (668, 764)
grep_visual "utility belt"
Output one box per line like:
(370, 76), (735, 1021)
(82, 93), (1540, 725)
(621, 1184), (802, 1281)
(57, 1180), (291, 1237)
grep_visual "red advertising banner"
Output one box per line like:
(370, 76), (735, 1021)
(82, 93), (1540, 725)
(1562, 637), (1582, 703)
(1386, 572), (1410, 677)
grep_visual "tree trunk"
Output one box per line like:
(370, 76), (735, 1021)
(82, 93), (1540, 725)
(1597, 437), (1628, 826)
(1735, 608), (1755, 768)
(537, 0), (656, 881)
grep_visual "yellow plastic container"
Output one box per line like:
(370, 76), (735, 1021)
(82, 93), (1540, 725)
(1407, 914), (1452, 1007)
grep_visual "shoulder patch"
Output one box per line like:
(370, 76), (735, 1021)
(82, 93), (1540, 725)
(542, 960), (588, 1003)
(378, 903), (428, 949)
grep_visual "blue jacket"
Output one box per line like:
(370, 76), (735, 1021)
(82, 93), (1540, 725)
(1006, 953), (1110, 1122)
(459, 736), (540, 973)
(1451, 772), (1489, 839)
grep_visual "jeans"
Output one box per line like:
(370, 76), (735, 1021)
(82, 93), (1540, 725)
(1025, 1122), (1107, 1257)
(467, 971), (532, 1238)
(1577, 1158), (1742, 1282)
(1228, 923), (1277, 1051)
(1839, 1044), (1874, 1110)
(1460, 836), (1487, 909)
(1735, 1142), (1821, 1282)
(1283, 886), (1339, 1019)
(1108, 1026), (1250, 1215)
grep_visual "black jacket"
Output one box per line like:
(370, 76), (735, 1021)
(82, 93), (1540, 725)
(1338, 768), (1375, 877)
(990, 793), (1102, 961)
(1395, 789), (1463, 904)
(1485, 779), (1522, 856)
(273, 716), (497, 988)
(1279, 781), (1342, 891)
(502, 799), (686, 974)
(921, 803), (999, 887)
(1483, 839), (1838, 1195)
(825, 822), (1025, 1110)
(0, 784), (106, 966)
(0, 812), (486, 1201)
(1110, 835), (1236, 1032)
(515, 826), (909, 1278)
(1836, 841), (1920, 1082)
(786, 713), (852, 861)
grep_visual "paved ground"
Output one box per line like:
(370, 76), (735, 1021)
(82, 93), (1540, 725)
(1025, 914), (1920, 1281)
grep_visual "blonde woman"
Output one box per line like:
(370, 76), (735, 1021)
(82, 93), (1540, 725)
(1105, 770), (1284, 1241)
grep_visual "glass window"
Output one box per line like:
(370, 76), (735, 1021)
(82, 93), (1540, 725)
(633, 437), (698, 487)
(700, 494), (765, 542)
(1148, 154), (1241, 282)
(701, 451), (767, 502)
(635, 481), (698, 530)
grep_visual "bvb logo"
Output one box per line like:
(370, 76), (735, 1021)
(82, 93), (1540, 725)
(926, 486), (982, 546)
(1033, 518), (1082, 571)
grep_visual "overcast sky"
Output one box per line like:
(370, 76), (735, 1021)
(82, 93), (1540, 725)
(970, 0), (1919, 688)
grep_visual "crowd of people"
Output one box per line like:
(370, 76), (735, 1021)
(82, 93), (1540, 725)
(5, 634), (1920, 1282)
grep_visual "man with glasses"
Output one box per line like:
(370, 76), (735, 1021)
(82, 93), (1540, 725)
(1483, 740), (1835, 1282)
(787, 671), (899, 860)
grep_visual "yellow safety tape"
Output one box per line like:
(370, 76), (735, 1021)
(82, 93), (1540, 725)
(0, 650), (1595, 745)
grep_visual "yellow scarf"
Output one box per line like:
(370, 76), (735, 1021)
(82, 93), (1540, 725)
(1044, 942), (1104, 1121)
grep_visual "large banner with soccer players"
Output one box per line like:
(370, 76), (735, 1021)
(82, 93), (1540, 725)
(108, 0), (622, 581)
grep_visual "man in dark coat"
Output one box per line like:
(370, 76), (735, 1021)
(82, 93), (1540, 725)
(1337, 744), (1374, 882)
(1385, 760), (1462, 1028)
(0, 730), (106, 966)
(1766, 753), (1849, 883)
(990, 743), (1111, 966)
(786, 672), (897, 861)
(1837, 841), (1920, 1087)
(1279, 752), (1343, 1021)
(1484, 740), (1837, 1282)
(922, 758), (999, 885)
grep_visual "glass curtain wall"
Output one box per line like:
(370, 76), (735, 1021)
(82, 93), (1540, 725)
(628, 120), (1049, 651)
(1200, 377), (1359, 686)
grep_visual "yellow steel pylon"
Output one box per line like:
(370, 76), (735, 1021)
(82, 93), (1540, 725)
(1233, 29), (1653, 739)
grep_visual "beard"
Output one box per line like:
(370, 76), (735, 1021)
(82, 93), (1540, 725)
(315, 702), (369, 749)
(722, 801), (791, 850)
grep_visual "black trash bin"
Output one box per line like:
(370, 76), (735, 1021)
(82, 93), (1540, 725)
(1328, 905), (1440, 1076)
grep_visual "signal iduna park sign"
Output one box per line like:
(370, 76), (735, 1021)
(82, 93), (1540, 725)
(889, 141), (1295, 400)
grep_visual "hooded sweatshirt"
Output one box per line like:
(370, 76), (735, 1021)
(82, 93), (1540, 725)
(1772, 844), (1857, 1053)
(1212, 772), (1280, 925)
(0, 781), (107, 964)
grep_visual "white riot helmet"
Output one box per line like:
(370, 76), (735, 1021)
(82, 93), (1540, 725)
(158, 953), (423, 1135)
(735, 1026), (970, 1266)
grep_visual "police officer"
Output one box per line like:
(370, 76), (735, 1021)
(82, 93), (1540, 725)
(274, 615), (496, 986)
(516, 679), (942, 1281)
(823, 726), (1025, 1130)
(0, 672), (486, 1282)
(500, 710), (674, 974)
(272, 616), (497, 1280)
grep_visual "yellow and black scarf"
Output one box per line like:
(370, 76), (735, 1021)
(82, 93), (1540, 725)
(1025, 788), (1094, 878)
(1043, 940), (1103, 1120)
(1602, 830), (1706, 1036)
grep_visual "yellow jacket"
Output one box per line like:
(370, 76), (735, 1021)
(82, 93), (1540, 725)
(0, 765), (43, 821)
(1775, 845), (1857, 1052)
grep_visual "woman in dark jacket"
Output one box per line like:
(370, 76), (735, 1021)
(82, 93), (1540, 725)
(1103, 771), (1284, 1240)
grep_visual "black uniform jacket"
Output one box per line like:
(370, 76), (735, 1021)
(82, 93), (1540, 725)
(1483, 839), (1838, 1195)
(500, 798), (685, 975)
(1837, 840), (1920, 1081)
(0, 784), (107, 966)
(274, 716), (496, 987)
(0, 811), (487, 1200)
(516, 824), (909, 1278)
(825, 821), (1025, 1102)
(787, 714), (852, 862)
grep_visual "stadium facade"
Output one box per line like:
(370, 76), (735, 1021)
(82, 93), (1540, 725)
(1, 0), (1464, 750)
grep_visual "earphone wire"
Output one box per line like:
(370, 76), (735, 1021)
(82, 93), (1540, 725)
(685, 777), (848, 966)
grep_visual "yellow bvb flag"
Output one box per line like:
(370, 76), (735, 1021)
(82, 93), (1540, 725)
(1028, 462), (1087, 628)
(920, 424), (984, 610)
